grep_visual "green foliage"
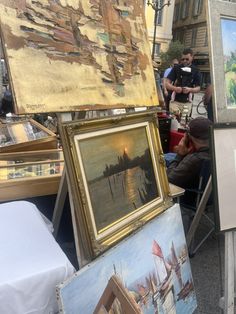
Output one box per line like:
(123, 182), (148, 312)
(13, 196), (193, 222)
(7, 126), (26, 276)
(225, 52), (236, 73)
(232, 63), (236, 73)
(159, 40), (184, 73)
(228, 78), (236, 104)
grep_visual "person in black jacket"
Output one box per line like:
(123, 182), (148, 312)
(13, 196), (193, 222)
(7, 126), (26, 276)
(167, 117), (212, 233)
(167, 117), (212, 189)
(166, 48), (201, 124)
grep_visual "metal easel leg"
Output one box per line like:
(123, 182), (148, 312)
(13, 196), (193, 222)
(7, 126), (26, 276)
(186, 176), (212, 248)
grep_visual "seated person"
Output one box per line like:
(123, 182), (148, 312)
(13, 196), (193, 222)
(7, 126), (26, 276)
(167, 117), (212, 231)
(0, 89), (13, 115)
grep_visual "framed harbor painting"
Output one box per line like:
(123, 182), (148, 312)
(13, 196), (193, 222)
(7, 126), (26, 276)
(211, 123), (236, 231)
(57, 204), (197, 314)
(207, 0), (236, 122)
(60, 111), (171, 260)
(0, 0), (158, 114)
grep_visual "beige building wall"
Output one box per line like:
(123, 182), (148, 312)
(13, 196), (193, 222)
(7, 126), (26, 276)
(145, 0), (175, 64)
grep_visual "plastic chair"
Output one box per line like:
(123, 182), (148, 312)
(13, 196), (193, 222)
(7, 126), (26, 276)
(180, 159), (215, 256)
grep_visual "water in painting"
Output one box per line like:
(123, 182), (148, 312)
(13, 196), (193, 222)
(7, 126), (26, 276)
(58, 204), (197, 314)
(78, 126), (160, 232)
(221, 18), (236, 107)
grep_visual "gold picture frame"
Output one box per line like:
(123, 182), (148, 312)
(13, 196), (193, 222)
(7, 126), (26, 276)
(60, 111), (171, 260)
(0, 149), (64, 201)
(0, 119), (57, 152)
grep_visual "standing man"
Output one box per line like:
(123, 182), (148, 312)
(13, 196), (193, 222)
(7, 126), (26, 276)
(162, 58), (179, 111)
(166, 48), (201, 123)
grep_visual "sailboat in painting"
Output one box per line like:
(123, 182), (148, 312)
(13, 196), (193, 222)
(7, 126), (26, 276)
(58, 204), (197, 314)
(134, 239), (194, 313)
(151, 240), (176, 314)
(170, 242), (194, 302)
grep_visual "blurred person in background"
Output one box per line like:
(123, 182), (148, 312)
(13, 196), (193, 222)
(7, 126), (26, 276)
(162, 58), (179, 111)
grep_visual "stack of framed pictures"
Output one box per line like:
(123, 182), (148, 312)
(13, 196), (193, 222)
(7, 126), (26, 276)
(0, 149), (64, 202)
(0, 119), (57, 153)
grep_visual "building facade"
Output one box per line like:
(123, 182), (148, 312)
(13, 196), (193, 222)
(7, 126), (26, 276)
(145, 0), (175, 64)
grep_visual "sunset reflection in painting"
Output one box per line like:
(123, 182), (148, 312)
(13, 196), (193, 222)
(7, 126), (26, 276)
(76, 125), (160, 233)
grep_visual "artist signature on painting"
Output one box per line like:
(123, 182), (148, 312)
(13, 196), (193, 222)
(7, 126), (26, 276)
(26, 104), (46, 111)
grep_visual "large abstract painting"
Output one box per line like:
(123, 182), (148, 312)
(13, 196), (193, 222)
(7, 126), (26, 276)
(0, 0), (158, 114)
(57, 204), (197, 314)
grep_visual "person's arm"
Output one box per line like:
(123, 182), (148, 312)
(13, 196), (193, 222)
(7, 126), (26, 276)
(167, 134), (196, 187)
(203, 84), (213, 105)
(182, 68), (201, 94)
(165, 78), (183, 94)
(167, 153), (200, 188)
(166, 67), (183, 94)
(162, 77), (168, 97)
(182, 85), (200, 94)
(162, 68), (170, 96)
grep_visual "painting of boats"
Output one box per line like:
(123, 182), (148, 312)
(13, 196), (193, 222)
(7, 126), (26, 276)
(57, 204), (197, 314)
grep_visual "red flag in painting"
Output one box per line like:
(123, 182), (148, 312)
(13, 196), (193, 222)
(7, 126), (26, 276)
(152, 240), (163, 258)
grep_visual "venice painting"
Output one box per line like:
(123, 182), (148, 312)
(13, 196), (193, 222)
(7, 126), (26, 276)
(57, 204), (197, 314)
(60, 112), (170, 259)
(0, 0), (157, 114)
(76, 124), (161, 234)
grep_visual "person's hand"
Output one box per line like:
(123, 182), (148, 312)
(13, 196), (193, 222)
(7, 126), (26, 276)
(174, 86), (182, 93)
(182, 87), (192, 94)
(164, 89), (168, 97)
(174, 133), (193, 156)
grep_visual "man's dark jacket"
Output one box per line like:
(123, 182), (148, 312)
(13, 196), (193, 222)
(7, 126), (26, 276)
(167, 147), (210, 189)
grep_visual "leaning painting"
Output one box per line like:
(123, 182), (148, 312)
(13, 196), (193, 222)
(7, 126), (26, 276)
(57, 204), (197, 314)
(221, 18), (236, 108)
(207, 0), (236, 122)
(211, 123), (236, 232)
(60, 111), (171, 260)
(0, 0), (158, 114)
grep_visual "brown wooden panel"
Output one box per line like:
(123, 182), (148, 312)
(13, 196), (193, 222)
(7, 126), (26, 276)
(0, 175), (61, 201)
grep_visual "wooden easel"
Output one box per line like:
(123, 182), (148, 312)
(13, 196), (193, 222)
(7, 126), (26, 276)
(186, 176), (213, 250)
(52, 112), (71, 237)
(52, 110), (129, 267)
(52, 112), (90, 268)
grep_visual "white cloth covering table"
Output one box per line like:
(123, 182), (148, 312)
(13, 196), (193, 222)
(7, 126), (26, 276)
(0, 201), (75, 314)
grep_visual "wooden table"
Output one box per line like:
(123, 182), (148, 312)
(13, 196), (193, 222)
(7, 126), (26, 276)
(169, 183), (185, 198)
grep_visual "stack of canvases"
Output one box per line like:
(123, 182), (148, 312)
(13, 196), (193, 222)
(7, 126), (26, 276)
(0, 0), (198, 313)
